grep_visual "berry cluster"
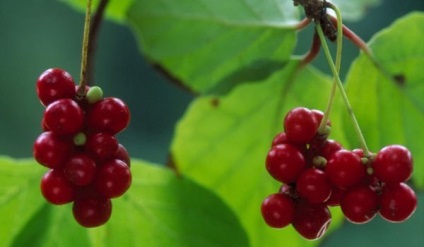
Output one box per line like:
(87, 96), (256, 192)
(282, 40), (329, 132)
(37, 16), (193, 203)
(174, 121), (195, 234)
(33, 68), (132, 228)
(261, 107), (417, 240)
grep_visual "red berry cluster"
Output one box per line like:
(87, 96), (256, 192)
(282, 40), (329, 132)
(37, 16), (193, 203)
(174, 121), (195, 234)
(33, 68), (132, 228)
(261, 107), (417, 240)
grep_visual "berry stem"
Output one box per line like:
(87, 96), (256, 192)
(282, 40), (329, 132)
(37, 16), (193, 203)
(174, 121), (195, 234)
(317, 2), (343, 135)
(77, 0), (93, 98)
(315, 20), (372, 157)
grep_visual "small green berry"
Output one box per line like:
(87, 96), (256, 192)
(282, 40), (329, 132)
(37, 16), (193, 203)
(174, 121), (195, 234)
(73, 132), (87, 146)
(86, 86), (103, 104)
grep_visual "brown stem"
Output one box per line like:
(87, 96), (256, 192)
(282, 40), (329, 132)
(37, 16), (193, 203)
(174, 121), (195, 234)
(86, 0), (110, 85)
(294, 17), (312, 31)
(300, 30), (321, 67)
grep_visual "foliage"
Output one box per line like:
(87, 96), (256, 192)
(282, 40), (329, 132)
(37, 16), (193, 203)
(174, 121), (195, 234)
(1, 0), (423, 247)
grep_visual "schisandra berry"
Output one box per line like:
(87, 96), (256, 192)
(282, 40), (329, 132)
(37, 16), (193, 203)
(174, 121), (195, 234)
(372, 145), (413, 184)
(73, 192), (112, 228)
(261, 193), (295, 228)
(40, 169), (75, 205)
(326, 150), (366, 189)
(266, 144), (306, 183)
(86, 97), (130, 134)
(63, 153), (97, 186)
(296, 168), (332, 204)
(292, 201), (332, 240)
(340, 185), (378, 224)
(33, 131), (74, 169)
(85, 133), (119, 161)
(94, 159), (132, 199)
(284, 107), (319, 144)
(114, 143), (131, 167)
(36, 68), (75, 106)
(379, 182), (417, 223)
(44, 99), (84, 136)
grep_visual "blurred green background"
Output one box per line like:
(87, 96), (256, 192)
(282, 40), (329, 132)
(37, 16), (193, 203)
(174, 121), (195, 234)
(0, 0), (423, 246)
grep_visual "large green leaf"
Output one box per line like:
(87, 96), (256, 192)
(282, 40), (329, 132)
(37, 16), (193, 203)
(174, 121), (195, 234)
(127, 0), (299, 94)
(171, 60), (345, 247)
(0, 157), (249, 247)
(58, 0), (133, 23)
(343, 12), (424, 189)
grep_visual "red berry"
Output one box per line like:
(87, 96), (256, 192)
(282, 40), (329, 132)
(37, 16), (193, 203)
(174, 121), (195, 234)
(379, 183), (417, 223)
(63, 153), (97, 186)
(320, 140), (343, 160)
(373, 145), (413, 184)
(94, 159), (132, 198)
(284, 107), (319, 144)
(296, 168), (332, 204)
(86, 97), (130, 134)
(326, 150), (366, 189)
(326, 186), (346, 207)
(85, 133), (119, 161)
(73, 193), (112, 228)
(44, 99), (84, 136)
(33, 131), (74, 169)
(266, 144), (306, 183)
(292, 201), (332, 240)
(261, 193), (295, 228)
(36, 68), (75, 106)
(114, 144), (131, 167)
(40, 169), (75, 205)
(341, 185), (378, 224)
(311, 109), (331, 126)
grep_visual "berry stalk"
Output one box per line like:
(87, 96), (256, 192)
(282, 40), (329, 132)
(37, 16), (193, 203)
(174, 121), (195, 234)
(77, 0), (93, 98)
(315, 20), (371, 158)
(317, 2), (343, 135)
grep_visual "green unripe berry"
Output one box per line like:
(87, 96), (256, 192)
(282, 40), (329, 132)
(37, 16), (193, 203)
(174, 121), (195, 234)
(73, 132), (87, 146)
(87, 86), (103, 104)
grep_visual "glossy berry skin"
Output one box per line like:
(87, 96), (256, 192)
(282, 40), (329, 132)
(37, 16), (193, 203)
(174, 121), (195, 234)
(64, 153), (97, 186)
(379, 183), (417, 223)
(292, 202), (331, 240)
(284, 107), (319, 144)
(86, 97), (130, 134)
(73, 193), (112, 228)
(297, 168), (332, 204)
(326, 186), (345, 207)
(341, 185), (378, 224)
(85, 133), (119, 161)
(261, 193), (295, 228)
(44, 99), (84, 136)
(373, 145), (413, 184)
(266, 144), (306, 184)
(114, 144), (131, 167)
(326, 150), (366, 189)
(33, 131), (74, 169)
(320, 140), (343, 160)
(40, 169), (75, 205)
(95, 159), (132, 198)
(36, 68), (75, 106)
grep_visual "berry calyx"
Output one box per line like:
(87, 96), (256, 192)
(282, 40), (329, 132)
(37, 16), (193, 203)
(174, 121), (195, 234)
(261, 193), (295, 228)
(86, 86), (104, 104)
(373, 145), (413, 184)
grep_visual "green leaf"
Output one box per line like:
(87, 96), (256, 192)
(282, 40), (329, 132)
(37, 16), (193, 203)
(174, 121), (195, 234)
(343, 12), (424, 189)
(330, 0), (381, 21)
(58, 0), (133, 23)
(127, 0), (299, 94)
(171, 60), (345, 247)
(0, 157), (249, 247)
